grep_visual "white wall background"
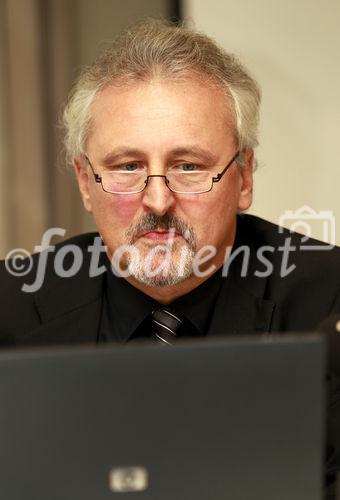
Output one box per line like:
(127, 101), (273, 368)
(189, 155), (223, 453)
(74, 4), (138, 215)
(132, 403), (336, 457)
(184, 0), (340, 245)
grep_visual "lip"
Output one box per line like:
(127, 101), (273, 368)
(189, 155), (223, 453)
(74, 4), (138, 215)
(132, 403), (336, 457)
(140, 230), (181, 240)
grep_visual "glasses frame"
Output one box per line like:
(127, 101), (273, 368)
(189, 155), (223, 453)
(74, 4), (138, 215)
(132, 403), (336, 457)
(84, 151), (240, 195)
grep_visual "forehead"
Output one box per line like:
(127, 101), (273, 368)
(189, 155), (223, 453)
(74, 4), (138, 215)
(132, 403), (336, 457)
(87, 76), (235, 157)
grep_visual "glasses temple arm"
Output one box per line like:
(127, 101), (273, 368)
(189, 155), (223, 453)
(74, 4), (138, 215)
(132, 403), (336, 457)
(212, 151), (240, 182)
(85, 155), (102, 183)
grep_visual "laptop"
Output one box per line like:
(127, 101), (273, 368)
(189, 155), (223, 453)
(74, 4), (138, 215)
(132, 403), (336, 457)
(0, 335), (325, 500)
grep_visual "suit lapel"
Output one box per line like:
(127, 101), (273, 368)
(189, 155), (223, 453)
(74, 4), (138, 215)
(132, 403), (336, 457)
(17, 298), (103, 346)
(208, 280), (275, 335)
(208, 214), (276, 335)
(15, 255), (105, 346)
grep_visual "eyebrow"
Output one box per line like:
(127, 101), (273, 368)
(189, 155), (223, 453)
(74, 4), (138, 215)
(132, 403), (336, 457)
(169, 146), (217, 164)
(100, 148), (145, 166)
(99, 146), (218, 166)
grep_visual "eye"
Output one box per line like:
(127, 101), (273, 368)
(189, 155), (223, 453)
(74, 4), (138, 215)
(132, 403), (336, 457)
(119, 162), (141, 172)
(176, 163), (200, 172)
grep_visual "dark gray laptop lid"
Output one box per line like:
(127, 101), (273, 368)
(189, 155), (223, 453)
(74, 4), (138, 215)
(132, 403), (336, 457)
(0, 335), (325, 500)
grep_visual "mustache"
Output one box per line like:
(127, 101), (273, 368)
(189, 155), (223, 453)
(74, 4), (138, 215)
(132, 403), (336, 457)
(126, 213), (196, 249)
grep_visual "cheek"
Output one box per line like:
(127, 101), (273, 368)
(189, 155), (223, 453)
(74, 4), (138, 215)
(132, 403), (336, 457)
(110, 195), (141, 224)
(92, 191), (141, 226)
(178, 191), (235, 245)
(177, 195), (212, 237)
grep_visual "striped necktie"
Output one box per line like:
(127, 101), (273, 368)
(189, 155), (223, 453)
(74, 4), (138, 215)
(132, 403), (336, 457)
(151, 307), (199, 345)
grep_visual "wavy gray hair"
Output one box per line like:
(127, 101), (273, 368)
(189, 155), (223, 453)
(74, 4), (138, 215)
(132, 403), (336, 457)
(62, 18), (261, 166)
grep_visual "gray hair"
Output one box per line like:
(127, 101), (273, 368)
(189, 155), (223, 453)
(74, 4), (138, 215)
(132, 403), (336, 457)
(62, 18), (261, 166)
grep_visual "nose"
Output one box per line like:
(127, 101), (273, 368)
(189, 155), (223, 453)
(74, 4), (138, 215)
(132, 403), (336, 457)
(141, 175), (176, 216)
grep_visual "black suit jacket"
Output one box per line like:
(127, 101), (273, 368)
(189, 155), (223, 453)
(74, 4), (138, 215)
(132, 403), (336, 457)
(1, 214), (339, 345)
(1, 214), (340, 495)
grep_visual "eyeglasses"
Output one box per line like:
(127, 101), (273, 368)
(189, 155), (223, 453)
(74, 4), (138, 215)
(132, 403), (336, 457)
(84, 151), (240, 195)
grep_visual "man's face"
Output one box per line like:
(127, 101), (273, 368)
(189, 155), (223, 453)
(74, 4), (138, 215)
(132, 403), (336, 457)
(74, 75), (253, 298)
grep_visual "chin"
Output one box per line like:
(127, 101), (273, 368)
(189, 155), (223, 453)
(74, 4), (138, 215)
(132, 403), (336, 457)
(130, 269), (193, 288)
(128, 249), (194, 288)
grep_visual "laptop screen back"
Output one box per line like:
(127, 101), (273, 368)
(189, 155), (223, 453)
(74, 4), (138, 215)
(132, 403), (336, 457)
(0, 335), (325, 500)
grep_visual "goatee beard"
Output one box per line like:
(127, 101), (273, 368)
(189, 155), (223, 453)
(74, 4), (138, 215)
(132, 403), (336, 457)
(125, 213), (197, 287)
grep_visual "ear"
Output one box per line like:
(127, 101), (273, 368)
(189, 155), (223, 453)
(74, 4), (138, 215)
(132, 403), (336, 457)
(237, 149), (254, 211)
(73, 158), (93, 212)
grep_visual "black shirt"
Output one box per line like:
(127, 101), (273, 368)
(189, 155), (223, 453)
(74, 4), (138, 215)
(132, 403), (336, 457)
(98, 259), (225, 343)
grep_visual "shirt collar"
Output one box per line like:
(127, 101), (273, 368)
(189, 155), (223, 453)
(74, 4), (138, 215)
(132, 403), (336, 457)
(104, 258), (224, 342)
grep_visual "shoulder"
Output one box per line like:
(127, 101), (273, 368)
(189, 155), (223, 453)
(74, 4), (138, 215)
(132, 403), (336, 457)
(0, 232), (100, 289)
(235, 214), (340, 324)
(236, 213), (340, 265)
(0, 232), (102, 340)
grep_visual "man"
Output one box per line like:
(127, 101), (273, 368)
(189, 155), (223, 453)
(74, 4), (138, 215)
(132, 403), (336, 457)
(0, 18), (339, 494)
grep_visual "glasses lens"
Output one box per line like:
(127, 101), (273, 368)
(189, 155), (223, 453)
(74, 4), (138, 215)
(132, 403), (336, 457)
(167, 171), (211, 194)
(101, 171), (145, 193)
(100, 170), (211, 194)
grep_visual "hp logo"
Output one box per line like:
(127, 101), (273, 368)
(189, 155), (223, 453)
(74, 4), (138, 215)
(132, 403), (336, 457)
(109, 466), (148, 493)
